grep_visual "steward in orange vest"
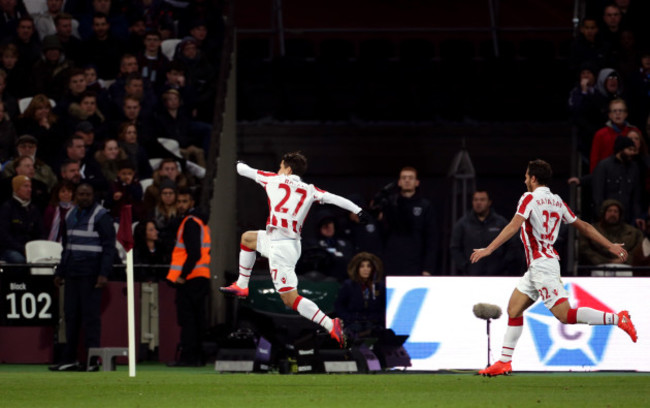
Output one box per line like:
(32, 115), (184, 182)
(166, 190), (211, 366)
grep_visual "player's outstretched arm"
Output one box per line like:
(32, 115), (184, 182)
(321, 192), (363, 217)
(572, 218), (628, 262)
(470, 214), (525, 264)
(236, 161), (258, 180)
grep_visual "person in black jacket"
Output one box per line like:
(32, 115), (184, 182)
(50, 183), (116, 371)
(372, 166), (438, 276)
(0, 175), (43, 263)
(450, 190), (522, 276)
(334, 252), (386, 340)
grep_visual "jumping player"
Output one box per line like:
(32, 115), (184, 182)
(470, 159), (637, 377)
(220, 152), (370, 348)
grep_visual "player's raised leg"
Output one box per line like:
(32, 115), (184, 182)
(551, 300), (637, 343)
(219, 231), (258, 298)
(479, 289), (533, 377)
(279, 290), (346, 348)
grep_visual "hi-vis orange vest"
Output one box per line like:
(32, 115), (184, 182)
(167, 215), (211, 282)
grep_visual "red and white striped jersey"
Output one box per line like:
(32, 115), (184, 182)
(237, 163), (361, 240)
(515, 186), (577, 266)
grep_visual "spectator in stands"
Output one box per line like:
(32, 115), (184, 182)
(57, 134), (107, 198)
(5, 16), (42, 92)
(301, 214), (355, 282)
(133, 219), (170, 281)
(94, 137), (127, 182)
(154, 88), (205, 168)
(124, 14), (146, 55)
(68, 91), (107, 140)
(56, 68), (88, 118)
(83, 64), (103, 94)
(0, 175), (43, 263)
(143, 158), (189, 211)
(340, 193), (383, 257)
(590, 67), (626, 128)
(31, 35), (74, 100)
(54, 13), (83, 64)
(450, 190), (520, 276)
(106, 53), (139, 106)
(59, 159), (81, 185)
(334, 252), (386, 339)
(579, 199), (642, 265)
(0, 1), (29, 40)
(43, 179), (75, 242)
(81, 12), (123, 79)
(105, 160), (143, 221)
(0, 100), (17, 161)
(371, 166), (437, 276)
(159, 60), (199, 111)
(186, 18), (219, 59)
(137, 30), (168, 89)
(0, 155), (49, 210)
(631, 215), (650, 274)
(600, 4), (623, 59)
(0, 43), (29, 98)
(78, 0), (128, 42)
(174, 36), (216, 122)
(592, 135), (642, 225)
(0, 69), (19, 119)
(34, 0), (80, 40)
(569, 17), (612, 73)
(74, 120), (99, 157)
(14, 94), (64, 165)
(590, 98), (638, 172)
(165, 187), (210, 367)
(569, 62), (601, 160)
(627, 52), (650, 127)
(2, 134), (57, 191)
(627, 128), (650, 211)
(50, 182), (115, 372)
(111, 72), (157, 120)
(150, 178), (179, 255)
(116, 121), (152, 179)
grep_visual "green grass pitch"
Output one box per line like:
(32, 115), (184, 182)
(1, 364), (648, 407)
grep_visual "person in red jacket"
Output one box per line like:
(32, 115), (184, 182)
(590, 98), (639, 172)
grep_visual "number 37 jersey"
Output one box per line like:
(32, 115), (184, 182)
(516, 186), (577, 266)
(237, 163), (361, 240)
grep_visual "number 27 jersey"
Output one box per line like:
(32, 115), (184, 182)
(237, 163), (361, 240)
(516, 186), (577, 266)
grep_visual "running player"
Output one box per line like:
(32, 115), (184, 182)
(220, 152), (370, 348)
(470, 159), (638, 377)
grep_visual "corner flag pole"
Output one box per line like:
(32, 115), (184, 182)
(117, 205), (136, 377)
(126, 248), (136, 377)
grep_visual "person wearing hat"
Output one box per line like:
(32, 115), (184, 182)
(0, 175), (44, 263)
(30, 34), (74, 100)
(592, 135), (642, 225)
(2, 134), (58, 191)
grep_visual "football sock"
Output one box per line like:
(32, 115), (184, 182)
(570, 307), (618, 325)
(499, 317), (524, 363)
(236, 244), (256, 289)
(293, 295), (333, 332)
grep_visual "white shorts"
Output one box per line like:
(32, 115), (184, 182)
(256, 230), (299, 293)
(516, 258), (569, 309)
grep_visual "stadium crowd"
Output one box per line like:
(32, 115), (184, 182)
(0, 0), (221, 267)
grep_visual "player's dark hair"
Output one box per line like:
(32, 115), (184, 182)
(282, 151), (307, 176)
(527, 159), (552, 185)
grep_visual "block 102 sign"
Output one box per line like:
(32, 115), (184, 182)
(0, 275), (57, 326)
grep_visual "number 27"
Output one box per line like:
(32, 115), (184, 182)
(275, 184), (307, 216)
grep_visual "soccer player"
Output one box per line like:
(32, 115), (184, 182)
(470, 159), (638, 377)
(220, 152), (370, 348)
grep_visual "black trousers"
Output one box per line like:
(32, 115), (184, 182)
(175, 277), (210, 363)
(62, 275), (103, 364)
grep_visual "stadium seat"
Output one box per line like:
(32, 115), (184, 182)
(139, 178), (153, 192)
(161, 39), (182, 61)
(25, 240), (63, 275)
(148, 158), (162, 171)
(157, 138), (181, 157)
